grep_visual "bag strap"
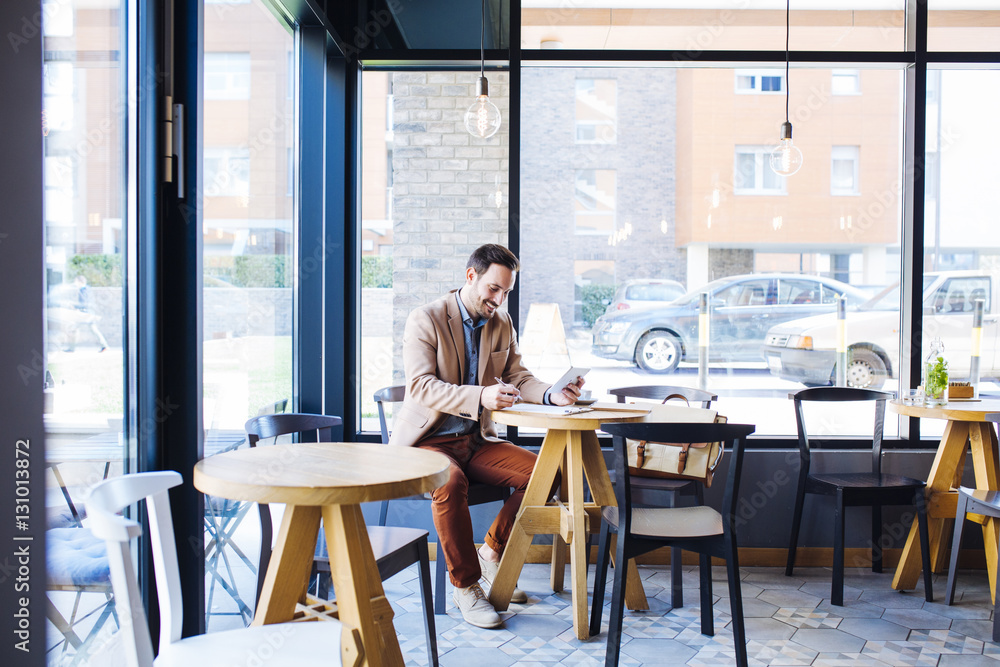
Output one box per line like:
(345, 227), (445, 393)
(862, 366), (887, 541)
(661, 393), (690, 406)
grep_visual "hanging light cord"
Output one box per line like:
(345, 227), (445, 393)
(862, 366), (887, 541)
(784, 0), (790, 123)
(480, 0), (486, 78)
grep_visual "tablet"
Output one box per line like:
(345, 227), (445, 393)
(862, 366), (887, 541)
(551, 367), (590, 393)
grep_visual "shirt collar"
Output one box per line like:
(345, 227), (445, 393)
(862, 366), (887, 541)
(455, 290), (485, 329)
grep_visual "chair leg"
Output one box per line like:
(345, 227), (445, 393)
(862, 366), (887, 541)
(725, 536), (748, 667)
(255, 503), (272, 608)
(785, 476), (807, 576)
(699, 552), (714, 636)
(914, 490), (934, 603)
(666, 490), (683, 609)
(589, 521), (612, 638)
(415, 538), (439, 667)
(604, 530), (629, 667)
(434, 544), (447, 615)
(946, 492), (968, 605)
(994, 520), (1000, 643)
(378, 499), (389, 526)
(871, 503), (883, 573)
(832, 489), (845, 606)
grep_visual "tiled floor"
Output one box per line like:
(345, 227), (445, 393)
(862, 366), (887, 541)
(384, 562), (1000, 666)
(50, 560), (1000, 666)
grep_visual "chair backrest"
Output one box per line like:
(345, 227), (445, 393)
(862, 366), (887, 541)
(86, 471), (184, 666)
(373, 385), (406, 444)
(602, 422), (756, 536)
(609, 385), (717, 410)
(244, 413), (343, 446)
(257, 398), (288, 417)
(789, 387), (893, 475)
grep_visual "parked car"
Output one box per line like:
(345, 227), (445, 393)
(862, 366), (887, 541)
(763, 271), (997, 388)
(591, 273), (871, 373)
(603, 279), (686, 315)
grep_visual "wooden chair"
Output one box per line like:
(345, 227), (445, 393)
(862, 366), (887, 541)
(590, 421), (756, 667)
(605, 384), (718, 607)
(945, 485), (1000, 641)
(245, 412), (438, 667)
(86, 470), (355, 667)
(785, 387), (934, 605)
(374, 385), (511, 614)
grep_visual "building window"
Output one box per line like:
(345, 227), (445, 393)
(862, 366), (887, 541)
(575, 79), (616, 144)
(735, 70), (784, 94)
(204, 147), (250, 197)
(574, 169), (616, 234)
(204, 52), (251, 100)
(734, 146), (784, 194)
(831, 145), (860, 195)
(832, 69), (861, 95)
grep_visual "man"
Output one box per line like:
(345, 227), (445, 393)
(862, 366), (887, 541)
(390, 244), (583, 628)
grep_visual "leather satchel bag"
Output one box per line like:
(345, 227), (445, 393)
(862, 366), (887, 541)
(625, 395), (727, 487)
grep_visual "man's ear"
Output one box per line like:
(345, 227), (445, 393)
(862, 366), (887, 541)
(465, 267), (478, 284)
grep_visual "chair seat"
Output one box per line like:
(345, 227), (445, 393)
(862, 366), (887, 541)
(156, 620), (342, 666)
(314, 525), (428, 569)
(809, 472), (925, 490)
(47, 527), (109, 587)
(960, 487), (1000, 508)
(607, 468), (697, 492)
(602, 505), (723, 539)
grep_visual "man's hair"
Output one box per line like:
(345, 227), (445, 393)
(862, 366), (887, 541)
(467, 244), (520, 275)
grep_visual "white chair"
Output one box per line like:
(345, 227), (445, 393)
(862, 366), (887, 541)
(86, 471), (359, 667)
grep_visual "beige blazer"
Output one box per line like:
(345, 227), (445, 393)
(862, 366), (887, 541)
(389, 289), (551, 448)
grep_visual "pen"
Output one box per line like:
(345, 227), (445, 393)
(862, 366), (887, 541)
(493, 377), (522, 403)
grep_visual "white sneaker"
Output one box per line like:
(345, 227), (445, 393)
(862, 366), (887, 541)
(453, 583), (503, 629)
(478, 552), (528, 603)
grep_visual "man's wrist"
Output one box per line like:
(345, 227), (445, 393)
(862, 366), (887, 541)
(543, 387), (554, 405)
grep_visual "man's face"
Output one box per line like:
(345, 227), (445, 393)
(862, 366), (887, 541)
(466, 263), (516, 320)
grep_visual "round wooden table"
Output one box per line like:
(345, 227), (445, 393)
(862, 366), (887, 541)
(889, 399), (1000, 599)
(489, 403), (650, 640)
(194, 442), (450, 667)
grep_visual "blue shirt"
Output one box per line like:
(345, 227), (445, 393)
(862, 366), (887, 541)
(433, 292), (487, 437)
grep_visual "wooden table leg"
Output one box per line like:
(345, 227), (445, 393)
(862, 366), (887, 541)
(253, 504), (320, 625)
(970, 421), (1000, 600)
(489, 429), (565, 612)
(322, 503), (403, 667)
(580, 431), (649, 611)
(893, 420), (970, 591)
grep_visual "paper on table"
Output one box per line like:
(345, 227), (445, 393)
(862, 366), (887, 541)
(499, 404), (593, 416)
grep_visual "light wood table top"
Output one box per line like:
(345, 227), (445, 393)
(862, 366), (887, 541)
(890, 398), (1000, 422)
(491, 402), (651, 430)
(195, 442), (450, 667)
(888, 399), (1000, 599)
(488, 402), (650, 640)
(194, 442), (450, 506)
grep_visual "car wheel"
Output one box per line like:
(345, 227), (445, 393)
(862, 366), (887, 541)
(846, 348), (887, 389)
(635, 331), (682, 373)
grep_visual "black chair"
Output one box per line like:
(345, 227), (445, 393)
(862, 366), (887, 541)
(606, 384), (718, 607)
(374, 385), (511, 615)
(785, 387), (933, 606)
(946, 483), (1000, 641)
(591, 421), (756, 667)
(245, 412), (438, 666)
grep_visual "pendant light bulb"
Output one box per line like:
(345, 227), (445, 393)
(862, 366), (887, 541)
(465, 76), (502, 139)
(770, 121), (803, 176)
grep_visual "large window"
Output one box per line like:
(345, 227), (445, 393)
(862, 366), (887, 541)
(43, 1), (128, 662)
(521, 66), (903, 437)
(201, 0), (294, 630)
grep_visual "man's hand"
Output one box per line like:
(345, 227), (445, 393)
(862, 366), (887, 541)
(549, 377), (584, 406)
(481, 383), (521, 410)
